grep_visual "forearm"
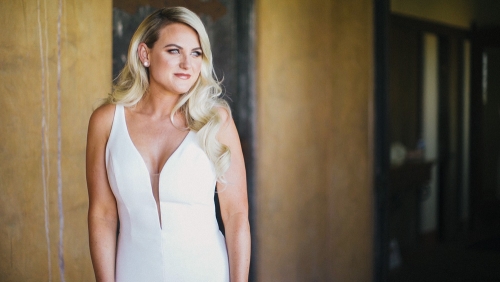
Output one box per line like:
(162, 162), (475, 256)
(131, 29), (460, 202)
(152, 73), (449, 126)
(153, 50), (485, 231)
(88, 214), (118, 282)
(224, 212), (251, 282)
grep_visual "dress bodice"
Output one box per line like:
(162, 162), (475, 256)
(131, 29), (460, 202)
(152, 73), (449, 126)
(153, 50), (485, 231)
(105, 104), (229, 282)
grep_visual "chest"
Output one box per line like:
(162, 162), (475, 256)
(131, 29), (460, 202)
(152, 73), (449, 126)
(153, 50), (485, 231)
(125, 110), (190, 174)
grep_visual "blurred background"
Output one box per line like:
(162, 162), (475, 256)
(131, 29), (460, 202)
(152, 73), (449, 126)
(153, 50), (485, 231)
(1, 0), (500, 281)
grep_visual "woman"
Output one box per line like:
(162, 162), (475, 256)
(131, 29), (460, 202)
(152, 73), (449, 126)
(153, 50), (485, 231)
(86, 7), (250, 282)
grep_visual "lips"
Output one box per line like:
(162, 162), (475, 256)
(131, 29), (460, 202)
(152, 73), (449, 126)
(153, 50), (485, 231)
(175, 73), (191, 80)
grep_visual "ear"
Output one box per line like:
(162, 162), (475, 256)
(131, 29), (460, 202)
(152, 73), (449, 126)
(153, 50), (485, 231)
(137, 43), (150, 65)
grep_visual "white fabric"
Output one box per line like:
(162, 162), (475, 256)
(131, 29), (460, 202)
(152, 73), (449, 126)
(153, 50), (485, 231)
(106, 105), (229, 282)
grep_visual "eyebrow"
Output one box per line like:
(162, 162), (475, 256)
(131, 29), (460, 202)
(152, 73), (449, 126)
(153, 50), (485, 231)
(165, 43), (202, 51)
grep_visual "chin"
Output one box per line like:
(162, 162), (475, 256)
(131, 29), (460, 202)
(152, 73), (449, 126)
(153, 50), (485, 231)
(175, 85), (196, 94)
(174, 88), (191, 95)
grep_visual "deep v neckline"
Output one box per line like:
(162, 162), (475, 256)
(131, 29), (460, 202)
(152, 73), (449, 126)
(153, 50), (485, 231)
(122, 106), (192, 177)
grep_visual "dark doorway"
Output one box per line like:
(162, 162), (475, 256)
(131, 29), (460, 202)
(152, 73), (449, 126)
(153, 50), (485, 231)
(386, 15), (500, 281)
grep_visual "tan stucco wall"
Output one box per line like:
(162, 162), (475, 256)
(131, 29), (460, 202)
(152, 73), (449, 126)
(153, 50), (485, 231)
(256, 0), (374, 281)
(0, 0), (111, 281)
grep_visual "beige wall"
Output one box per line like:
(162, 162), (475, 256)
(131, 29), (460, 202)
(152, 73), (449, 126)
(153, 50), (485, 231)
(0, 0), (111, 281)
(256, 0), (374, 281)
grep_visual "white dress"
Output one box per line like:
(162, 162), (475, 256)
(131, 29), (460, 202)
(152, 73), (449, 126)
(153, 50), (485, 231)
(106, 105), (229, 282)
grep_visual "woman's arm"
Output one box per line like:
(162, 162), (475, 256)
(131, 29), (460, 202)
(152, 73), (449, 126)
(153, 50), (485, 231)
(86, 104), (118, 282)
(216, 110), (251, 282)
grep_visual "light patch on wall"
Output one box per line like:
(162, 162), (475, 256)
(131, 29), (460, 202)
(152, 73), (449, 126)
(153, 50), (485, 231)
(37, 0), (66, 280)
(36, 0), (52, 280)
(56, 0), (66, 280)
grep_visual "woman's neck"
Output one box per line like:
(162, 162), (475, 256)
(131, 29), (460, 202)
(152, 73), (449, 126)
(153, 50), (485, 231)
(137, 90), (182, 119)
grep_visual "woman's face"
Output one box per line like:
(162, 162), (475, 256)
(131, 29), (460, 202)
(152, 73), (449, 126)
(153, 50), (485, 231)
(143, 23), (203, 96)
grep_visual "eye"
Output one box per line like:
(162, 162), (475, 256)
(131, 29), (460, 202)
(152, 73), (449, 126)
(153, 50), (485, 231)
(191, 51), (202, 57)
(167, 49), (180, 54)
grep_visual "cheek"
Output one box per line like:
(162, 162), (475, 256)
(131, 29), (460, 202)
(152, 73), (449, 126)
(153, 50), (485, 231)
(164, 58), (179, 69)
(155, 54), (177, 66)
(193, 61), (203, 75)
(151, 59), (176, 77)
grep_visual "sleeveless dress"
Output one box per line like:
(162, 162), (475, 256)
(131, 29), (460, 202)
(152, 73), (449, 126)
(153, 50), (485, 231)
(105, 105), (229, 282)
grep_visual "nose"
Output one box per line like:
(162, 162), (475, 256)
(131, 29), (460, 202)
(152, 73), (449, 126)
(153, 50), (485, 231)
(179, 53), (191, 70)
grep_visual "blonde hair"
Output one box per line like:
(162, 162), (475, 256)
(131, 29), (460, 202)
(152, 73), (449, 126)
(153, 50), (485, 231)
(105, 7), (231, 181)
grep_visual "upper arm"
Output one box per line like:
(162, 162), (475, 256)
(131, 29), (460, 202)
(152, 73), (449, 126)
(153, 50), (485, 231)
(215, 108), (248, 221)
(86, 104), (117, 220)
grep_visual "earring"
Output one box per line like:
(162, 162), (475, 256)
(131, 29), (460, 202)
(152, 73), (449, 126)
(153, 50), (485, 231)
(143, 61), (150, 67)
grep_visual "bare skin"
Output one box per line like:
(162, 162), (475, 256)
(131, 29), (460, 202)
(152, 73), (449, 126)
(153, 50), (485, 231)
(86, 23), (250, 281)
(86, 103), (118, 282)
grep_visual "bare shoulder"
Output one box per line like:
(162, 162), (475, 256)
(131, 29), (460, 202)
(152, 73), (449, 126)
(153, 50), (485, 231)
(88, 103), (116, 140)
(90, 103), (116, 125)
(215, 106), (241, 146)
(215, 106), (232, 128)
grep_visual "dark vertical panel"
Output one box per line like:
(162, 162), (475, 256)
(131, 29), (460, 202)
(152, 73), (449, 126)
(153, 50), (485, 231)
(234, 0), (256, 280)
(448, 37), (461, 239)
(416, 33), (424, 143)
(456, 39), (465, 229)
(470, 26), (500, 237)
(374, 0), (390, 281)
(438, 36), (462, 241)
(481, 47), (500, 203)
(388, 13), (423, 263)
(469, 25), (484, 231)
(437, 35), (450, 241)
(389, 24), (420, 148)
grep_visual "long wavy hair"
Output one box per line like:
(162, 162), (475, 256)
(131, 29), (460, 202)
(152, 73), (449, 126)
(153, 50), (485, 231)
(104, 7), (231, 182)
